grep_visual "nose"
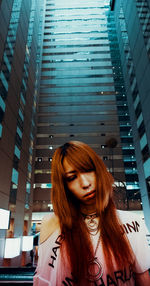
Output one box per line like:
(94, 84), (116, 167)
(79, 173), (91, 189)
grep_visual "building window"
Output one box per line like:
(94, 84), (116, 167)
(9, 182), (17, 204)
(101, 145), (107, 149)
(0, 108), (4, 123)
(103, 156), (108, 160)
(11, 168), (19, 185)
(138, 121), (145, 138)
(0, 95), (6, 113)
(14, 145), (20, 159)
(0, 123), (2, 138)
(26, 182), (31, 194)
(17, 126), (22, 139)
(146, 176), (150, 199)
(13, 155), (19, 170)
(135, 102), (142, 118)
(141, 144), (150, 163)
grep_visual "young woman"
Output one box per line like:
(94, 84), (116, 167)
(34, 141), (150, 286)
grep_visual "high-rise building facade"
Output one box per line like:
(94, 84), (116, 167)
(33, 0), (140, 214)
(0, 0), (44, 265)
(112, 0), (150, 229)
(0, 0), (150, 268)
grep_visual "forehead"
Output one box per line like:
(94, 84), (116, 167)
(63, 158), (75, 174)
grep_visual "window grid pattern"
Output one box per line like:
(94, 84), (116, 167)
(34, 0), (138, 211)
(107, 11), (140, 199)
(136, 0), (150, 57)
(120, 6), (150, 167)
(0, 0), (22, 101)
(38, 0), (121, 162)
(0, 0), (22, 142)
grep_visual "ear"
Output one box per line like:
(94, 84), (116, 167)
(40, 214), (59, 244)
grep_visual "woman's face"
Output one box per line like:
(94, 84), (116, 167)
(63, 158), (96, 204)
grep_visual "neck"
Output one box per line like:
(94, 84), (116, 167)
(80, 202), (97, 215)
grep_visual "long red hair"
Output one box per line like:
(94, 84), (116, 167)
(51, 141), (134, 284)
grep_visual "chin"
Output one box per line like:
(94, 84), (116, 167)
(84, 198), (96, 205)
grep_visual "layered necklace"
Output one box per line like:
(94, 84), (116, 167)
(82, 212), (103, 282)
(82, 212), (99, 235)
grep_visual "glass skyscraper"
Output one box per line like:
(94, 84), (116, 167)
(0, 0), (150, 269)
(34, 0), (140, 213)
(0, 0), (44, 266)
(112, 0), (150, 229)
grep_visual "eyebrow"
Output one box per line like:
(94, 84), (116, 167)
(65, 170), (77, 175)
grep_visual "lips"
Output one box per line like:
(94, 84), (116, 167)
(83, 190), (96, 199)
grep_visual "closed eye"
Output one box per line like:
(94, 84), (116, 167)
(84, 168), (95, 173)
(66, 175), (77, 182)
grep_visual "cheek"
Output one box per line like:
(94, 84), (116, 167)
(67, 182), (80, 196)
(67, 182), (76, 192)
(91, 174), (96, 184)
